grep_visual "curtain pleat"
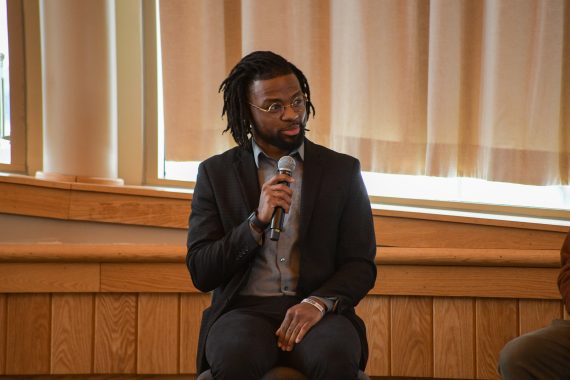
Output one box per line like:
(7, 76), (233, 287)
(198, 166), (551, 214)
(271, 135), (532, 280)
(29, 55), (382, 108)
(159, 0), (570, 185)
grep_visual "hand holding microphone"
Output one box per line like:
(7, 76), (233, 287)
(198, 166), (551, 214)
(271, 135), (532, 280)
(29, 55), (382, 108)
(256, 156), (296, 241)
(270, 156), (296, 241)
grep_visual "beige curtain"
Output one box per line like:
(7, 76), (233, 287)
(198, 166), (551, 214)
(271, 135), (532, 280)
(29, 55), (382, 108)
(159, 0), (570, 185)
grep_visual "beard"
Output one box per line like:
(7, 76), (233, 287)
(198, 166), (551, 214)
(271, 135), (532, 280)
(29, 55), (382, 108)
(252, 121), (306, 153)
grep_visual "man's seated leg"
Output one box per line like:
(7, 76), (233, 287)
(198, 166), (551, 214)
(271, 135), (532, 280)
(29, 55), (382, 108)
(498, 319), (570, 380)
(205, 308), (279, 380)
(287, 314), (361, 380)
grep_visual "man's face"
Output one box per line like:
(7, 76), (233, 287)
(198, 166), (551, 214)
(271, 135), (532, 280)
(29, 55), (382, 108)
(248, 73), (307, 159)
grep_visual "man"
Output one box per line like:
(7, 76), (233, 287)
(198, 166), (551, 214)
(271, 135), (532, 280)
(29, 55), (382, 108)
(186, 51), (376, 380)
(498, 230), (570, 379)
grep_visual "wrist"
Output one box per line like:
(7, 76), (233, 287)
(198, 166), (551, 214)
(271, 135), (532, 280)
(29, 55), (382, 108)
(248, 210), (269, 233)
(301, 297), (326, 316)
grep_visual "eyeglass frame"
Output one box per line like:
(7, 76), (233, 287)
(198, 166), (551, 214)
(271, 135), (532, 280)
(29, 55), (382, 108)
(248, 95), (307, 115)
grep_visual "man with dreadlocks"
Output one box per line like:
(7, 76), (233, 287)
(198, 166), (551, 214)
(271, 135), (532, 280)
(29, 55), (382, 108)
(186, 51), (376, 380)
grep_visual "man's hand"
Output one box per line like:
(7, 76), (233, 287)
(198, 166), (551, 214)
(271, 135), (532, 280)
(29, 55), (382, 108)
(257, 173), (295, 224)
(275, 302), (324, 351)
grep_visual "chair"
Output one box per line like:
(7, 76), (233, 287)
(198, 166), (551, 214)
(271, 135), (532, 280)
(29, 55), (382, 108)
(197, 367), (370, 380)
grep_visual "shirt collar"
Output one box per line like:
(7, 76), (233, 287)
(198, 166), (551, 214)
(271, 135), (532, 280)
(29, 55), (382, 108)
(251, 138), (305, 168)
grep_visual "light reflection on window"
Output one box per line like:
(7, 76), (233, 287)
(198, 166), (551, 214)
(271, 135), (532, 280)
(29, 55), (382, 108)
(162, 160), (570, 213)
(0, 0), (11, 164)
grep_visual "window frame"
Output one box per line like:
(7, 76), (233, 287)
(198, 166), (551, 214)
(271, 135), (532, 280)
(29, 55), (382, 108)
(142, 0), (194, 189)
(0, 0), (26, 173)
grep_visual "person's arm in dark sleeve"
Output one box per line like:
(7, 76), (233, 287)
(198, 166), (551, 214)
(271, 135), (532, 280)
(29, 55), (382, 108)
(186, 162), (260, 292)
(311, 159), (377, 313)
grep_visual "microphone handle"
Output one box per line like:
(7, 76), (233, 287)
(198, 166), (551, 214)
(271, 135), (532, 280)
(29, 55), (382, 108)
(269, 207), (285, 241)
(269, 173), (291, 241)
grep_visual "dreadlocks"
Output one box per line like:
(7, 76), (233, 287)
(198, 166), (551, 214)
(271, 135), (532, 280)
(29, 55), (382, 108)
(219, 51), (315, 148)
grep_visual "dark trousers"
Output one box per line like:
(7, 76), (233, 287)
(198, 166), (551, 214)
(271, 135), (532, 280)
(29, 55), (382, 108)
(498, 319), (570, 379)
(205, 296), (361, 380)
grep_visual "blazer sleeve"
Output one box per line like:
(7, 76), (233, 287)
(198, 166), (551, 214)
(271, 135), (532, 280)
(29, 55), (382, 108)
(310, 159), (377, 313)
(186, 161), (260, 292)
(558, 231), (570, 314)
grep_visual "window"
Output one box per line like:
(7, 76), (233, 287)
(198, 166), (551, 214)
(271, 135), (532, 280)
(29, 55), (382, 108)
(148, 0), (570, 222)
(0, 0), (10, 164)
(0, 0), (25, 173)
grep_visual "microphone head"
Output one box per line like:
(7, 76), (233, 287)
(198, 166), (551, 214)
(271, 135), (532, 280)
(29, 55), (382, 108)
(277, 155), (296, 174)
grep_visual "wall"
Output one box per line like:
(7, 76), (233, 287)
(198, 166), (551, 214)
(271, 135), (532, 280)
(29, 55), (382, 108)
(0, 174), (568, 379)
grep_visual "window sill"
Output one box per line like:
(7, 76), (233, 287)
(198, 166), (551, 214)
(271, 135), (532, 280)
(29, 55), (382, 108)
(0, 172), (568, 232)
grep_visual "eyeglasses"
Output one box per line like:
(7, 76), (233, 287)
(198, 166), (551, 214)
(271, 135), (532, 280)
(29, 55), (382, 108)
(249, 96), (307, 115)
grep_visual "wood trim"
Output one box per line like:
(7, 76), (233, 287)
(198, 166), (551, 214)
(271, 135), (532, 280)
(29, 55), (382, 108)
(36, 171), (125, 186)
(0, 244), (561, 268)
(1, 173), (568, 233)
(374, 207), (570, 232)
(374, 265), (560, 299)
(377, 247), (561, 267)
(0, 263), (100, 292)
(68, 190), (189, 228)
(101, 263), (196, 293)
(0, 244), (185, 262)
(0, 181), (71, 219)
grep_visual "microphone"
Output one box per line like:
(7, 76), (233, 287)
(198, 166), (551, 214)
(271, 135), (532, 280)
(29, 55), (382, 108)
(269, 155), (296, 241)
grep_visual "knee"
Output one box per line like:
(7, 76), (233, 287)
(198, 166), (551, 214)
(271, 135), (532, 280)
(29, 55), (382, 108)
(207, 339), (277, 377)
(300, 339), (360, 379)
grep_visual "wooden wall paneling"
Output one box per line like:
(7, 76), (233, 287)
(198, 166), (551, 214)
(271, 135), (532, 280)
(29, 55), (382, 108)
(0, 263), (100, 292)
(5, 294), (51, 374)
(433, 297), (475, 379)
(179, 293), (211, 374)
(0, 182), (71, 219)
(565, 306), (569, 320)
(475, 298), (517, 380)
(0, 294), (5, 374)
(355, 295), (390, 376)
(375, 265), (560, 299)
(69, 191), (190, 228)
(101, 263), (195, 293)
(138, 293), (179, 374)
(518, 299), (562, 335)
(390, 296), (433, 377)
(51, 294), (94, 374)
(94, 294), (137, 373)
(375, 216), (566, 249)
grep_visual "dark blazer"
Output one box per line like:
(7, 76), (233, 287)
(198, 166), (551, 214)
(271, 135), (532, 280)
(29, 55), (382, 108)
(186, 138), (377, 373)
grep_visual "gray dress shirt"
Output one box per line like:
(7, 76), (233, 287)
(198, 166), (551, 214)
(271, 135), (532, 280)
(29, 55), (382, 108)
(239, 140), (304, 297)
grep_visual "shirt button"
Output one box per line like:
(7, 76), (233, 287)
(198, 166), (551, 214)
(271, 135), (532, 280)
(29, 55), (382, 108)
(280, 257), (286, 262)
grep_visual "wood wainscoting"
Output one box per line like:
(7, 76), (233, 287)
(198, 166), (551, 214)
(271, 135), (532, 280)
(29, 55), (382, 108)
(0, 241), (567, 379)
(0, 174), (569, 379)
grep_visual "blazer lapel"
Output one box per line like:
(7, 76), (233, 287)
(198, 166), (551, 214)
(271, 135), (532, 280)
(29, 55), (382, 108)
(233, 145), (260, 214)
(300, 139), (323, 239)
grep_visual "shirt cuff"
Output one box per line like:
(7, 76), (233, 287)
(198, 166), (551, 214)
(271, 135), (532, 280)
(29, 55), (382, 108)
(248, 223), (264, 245)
